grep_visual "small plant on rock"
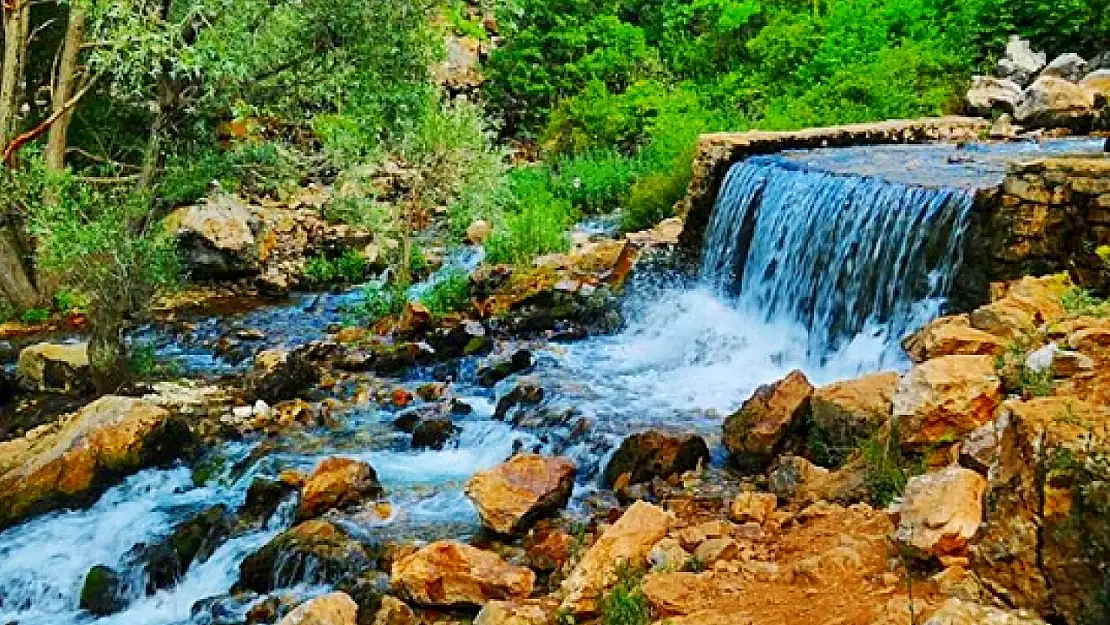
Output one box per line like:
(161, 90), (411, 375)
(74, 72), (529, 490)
(419, 270), (472, 317)
(1061, 287), (1109, 318)
(860, 424), (924, 507)
(995, 341), (1055, 398)
(601, 564), (650, 625)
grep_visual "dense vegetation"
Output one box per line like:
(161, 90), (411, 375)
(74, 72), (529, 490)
(1, 0), (1107, 387)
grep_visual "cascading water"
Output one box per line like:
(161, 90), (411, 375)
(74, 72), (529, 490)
(700, 156), (974, 367)
(2, 138), (1104, 625)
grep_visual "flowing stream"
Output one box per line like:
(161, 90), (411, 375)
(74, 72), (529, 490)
(0, 137), (1104, 625)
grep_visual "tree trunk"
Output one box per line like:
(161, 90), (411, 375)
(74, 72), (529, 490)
(44, 5), (86, 172)
(0, 0), (30, 147)
(88, 305), (129, 395)
(0, 215), (40, 308)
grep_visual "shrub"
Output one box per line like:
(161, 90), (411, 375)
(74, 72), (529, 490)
(351, 283), (407, 324)
(601, 565), (650, 625)
(20, 307), (51, 324)
(420, 270), (472, 316)
(486, 172), (574, 265)
(304, 250), (370, 287)
(549, 150), (643, 214)
(1061, 287), (1109, 318)
(861, 426), (924, 506)
(621, 170), (686, 232)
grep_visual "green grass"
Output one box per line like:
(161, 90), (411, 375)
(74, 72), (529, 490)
(995, 341), (1056, 398)
(486, 172), (573, 265)
(349, 283), (407, 324)
(20, 307), (51, 324)
(861, 426), (925, 507)
(601, 565), (650, 625)
(419, 270), (472, 316)
(303, 250), (370, 287)
(1061, 287), (1109, 317)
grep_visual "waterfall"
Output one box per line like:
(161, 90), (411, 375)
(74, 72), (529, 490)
(700, 156), (974, 362)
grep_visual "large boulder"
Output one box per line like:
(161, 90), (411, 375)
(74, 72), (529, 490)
(0, 396), (195, 529)
(16, 342), (91, 394)
(810, 372), (898, 451)
(239, 520), (379, 592)
(465, 454), (576, 535)
(277, 591), (358, 625)
(298, 457), (384, 521)
(1080, 69), (1110, 103)
(723, 370), (813, 472)
(972, 398), (1110, 623)
(391, 541), (535, 608)
(603, 431), (709, 487)
(1015, 76), (1098, 129)
(967, 76), (1024, 115)
(167, 196), (259, 278)
(892, 356), (1002, 448)
(996, 36), (1046, 85)
(560, 501), (670, 615)
(892, 467), (988, 560)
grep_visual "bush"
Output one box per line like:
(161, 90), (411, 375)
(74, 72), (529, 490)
(549, 150), (643, 214)
(420, 270), (472, 316)
(20, 307), (50, 324)
(303, 250), (370, 287)
(621, 170), (686, 232)
(486, 171), (574, 265)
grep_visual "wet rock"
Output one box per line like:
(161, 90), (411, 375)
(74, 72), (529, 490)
(893, 467), (987, 560)
(392, 405), (440, 433)
(903, 316), (1008, 363)
(277, 591), (358, 625)
(1015, 76), (1097, 130)
(967, 76), (1024, 115)
(524, 522), (574, 572)
(135, 504), (234, 592)
(16, 342), (92, 394)
(1041, 53), (1088, 83)
(298, 457), (385, 521)
(892, 356), (1002, 448)
(410, 418), (460, 450)
(0, 369), (17, 407)
(560, 501), (670, 615)
(337, 573), (389, 625)
(465, 454), (576, 535)
(809, 372), (898, 451)
(996, 36), (1046, 86)
(372, 596), (417, 625)
(391, 540), (535, 608)
(723, 370), (813, 473)
(0, 396), (196, 529)
(923, 598), (1047, 625)
(167, 196), (259, 278)
(242, 477), (298, 527)
(493, 376), (545, 420)
(603, 431), (709, 487)
(478, 350), (533, 388)
(80, 565), (127, 616)
(250, 349), (321, 403)
(239, 519), (379, 592)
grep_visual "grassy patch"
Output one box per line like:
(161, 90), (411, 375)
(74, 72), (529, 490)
(303, 250), (370, 287)
(995, 341), (1056, 398)
(601, 565), (651, 625)
(419, 270), (472, 316)
(861, 425), (925, 507)
(1061, 287), (1109, 317)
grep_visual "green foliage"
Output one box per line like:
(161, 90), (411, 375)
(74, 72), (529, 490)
(445, 0), (488, 41)
(861, 426), (924, 506)
(419, 270), (472, 316)
(996, 341), (1056, 398)
(600, 565), (650, 625)
(304, 250), (370, 287)
(1061, 287), (1110, 318)
(352, 283), (407, 323)
(621, 170), (685, 232)
(549, 151), (643, 214)
(128, 342), (183, 381)
(20, 308), (51, 324)
(158, 142), (304, 206)
(486, 171), (574, 265)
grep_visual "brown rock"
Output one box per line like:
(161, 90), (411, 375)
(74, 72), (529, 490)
(277, 591), (358, 625)
(923, 598), (1047, 625)
(167, 196), (259, 278)
(391, 541), (535, 608)
(16, 342), (92, 394)
(723, 370), (813, 472)
(465, 454), (576, 535)
(239, 519), (377, 592)
(0, 396), (193, 529)
(903, 318), (1007, 363)
(603, 431), (709, 487)
(651, 612), (751, 625)
(729, 492), (777, 525)
(810, 372), (899, 449)
(892, 467), (987, 559)
(560, 501), (670, 614)
(525, 523), (573, 572)
(372, 597), (417, 625)
(466, 220), (494, 246)
(641, 571), (745, 618)
(475, 599), (558, 625)
(297, 457), (384, 521)
(1015, 76), (1097, 128)
(893, 356), (1002, 447)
